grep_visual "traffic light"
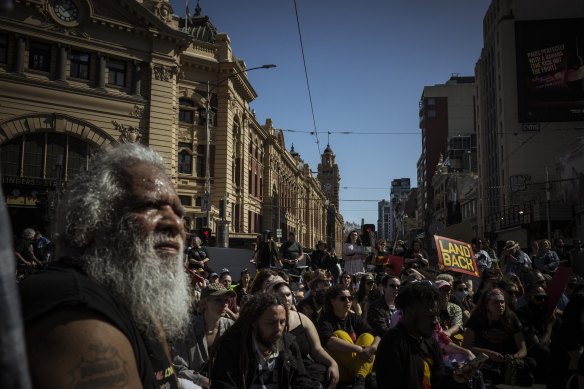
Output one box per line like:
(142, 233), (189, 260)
(361, 224), (376, 247)
(198, 227), (212, 245)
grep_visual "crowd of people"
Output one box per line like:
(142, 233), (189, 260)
(12, 143), (584, 389)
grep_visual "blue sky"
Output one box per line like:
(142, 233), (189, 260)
(170, 0), (491, 224)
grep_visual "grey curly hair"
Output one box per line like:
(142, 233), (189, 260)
(55, 143), (166, 253)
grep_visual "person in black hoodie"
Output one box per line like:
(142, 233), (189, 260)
(210, 292), (318, 389)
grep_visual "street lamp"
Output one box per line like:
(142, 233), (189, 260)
(203, 64), (276, 230)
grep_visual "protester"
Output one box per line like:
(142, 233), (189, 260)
(343, 230), (366, 275)
(279, 231), (304, 273)
(501, 240), (532, 281)
(0, 186), (32, 389)
(234, 268), (252, 306)
(14, 228), (43, 271)
(553, 238), (570, 264)
(339, 270), (354, 292)
(19, 144), (191, 387)
(570, 239), (584, 276)
(373, 239), (390, 273)
(375, 281), (475, 388)
(218, 270), (239, 320)
(188, 236), (212, 274)
(435, 280), (463, 341)
(33, 230), (52, 264)
(472, 238), (492, 272)
(547, 293), (584, 389)
(472, 267), (501, 304)
(404, 238), (430, 270)
(316, 284), (380, 388)
(172, 284), (235, 389)
(249, 269), (280, 295)
(462, 288), (535, 386)
(516, 285), (555, 382)
(297, 278), (329, 324)
(210, 293), (316, 388)
(268, 281), (339, 388)
(366, 275), (400, 336)
(451, 278), (474, 323)
(534, 239), (560, 275)
(255, 230), (279, 270)
(352, 273), (375, 317)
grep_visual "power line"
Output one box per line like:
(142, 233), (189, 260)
(282, 129), (420, 135)
(292, 0), (321, 155)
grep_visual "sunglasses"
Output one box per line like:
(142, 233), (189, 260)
(387, 284), (400, 289)
(342, 276), (351, 279)
(337, 295), (354, 302)
(457, 288), (469, 292)
(365, 281), (374, 285)
(533, 294), (548, 302)
(507, 290), (519, 296)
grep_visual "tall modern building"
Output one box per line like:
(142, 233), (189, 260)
(417, 76), (476, 235)
(377, 199), (391, 241)
(476, 0), (584, 244)
(390, 178), (411, 242)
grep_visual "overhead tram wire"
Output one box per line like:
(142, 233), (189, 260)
(292, 0), (321, 155)
(281, 129), (421, 136)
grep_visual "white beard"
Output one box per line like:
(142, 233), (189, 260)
(84, 218), (192, 341)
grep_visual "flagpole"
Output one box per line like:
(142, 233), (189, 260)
(185, 0), (190, 31)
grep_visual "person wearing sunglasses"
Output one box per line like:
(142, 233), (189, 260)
(316, 284), (381, 389)
(367, 275), (400, 337)
(353, 273), (376, 317)
(516, 285), (555, 383)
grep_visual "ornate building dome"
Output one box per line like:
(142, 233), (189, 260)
(179, 2), (217, 43)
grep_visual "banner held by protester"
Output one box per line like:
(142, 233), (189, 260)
(434, 235), (479, 277)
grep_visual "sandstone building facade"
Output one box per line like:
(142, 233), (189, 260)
(0, 0), (343, 251)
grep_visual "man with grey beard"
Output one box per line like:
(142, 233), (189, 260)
(19, 144), (192, 389)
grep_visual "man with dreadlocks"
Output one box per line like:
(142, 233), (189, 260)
(210, 293), (318, 389)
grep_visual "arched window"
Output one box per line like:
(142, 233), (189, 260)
(178, 142), (192, 175)
(1, 133), (95, 180)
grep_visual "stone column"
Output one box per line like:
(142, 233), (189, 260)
(56, 45), (67, 81)
(132, 61), (141, 96)
(14, 35), (24, 74)
(96, 53), (106, 89)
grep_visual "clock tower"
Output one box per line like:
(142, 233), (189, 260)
(317, 143), (340, 210)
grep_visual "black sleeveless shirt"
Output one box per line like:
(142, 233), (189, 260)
(19, 263), (178, 389)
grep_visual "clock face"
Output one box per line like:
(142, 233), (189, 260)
(323, 182), (333, 192)
(53, 0), (79, 23)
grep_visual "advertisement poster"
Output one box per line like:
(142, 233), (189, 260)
(434, 235), (479, 277)
(515, 18), (584, 122)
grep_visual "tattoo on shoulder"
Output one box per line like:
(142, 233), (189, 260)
(69, 343), (129, 388)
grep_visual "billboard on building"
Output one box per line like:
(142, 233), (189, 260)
(515, 18), (584, 122)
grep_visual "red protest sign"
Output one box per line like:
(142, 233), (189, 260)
(546, 265), (573, 316)
(387, 255), (404, 275)
(434, 235), (479, 277)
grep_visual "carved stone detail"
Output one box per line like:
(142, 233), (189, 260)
(153, 0), (173, 23)
(112, 120), (142, 143)
(178, 129), (191, 142)
(129, 105), (144, 118)
(153, 65), (175, 82)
